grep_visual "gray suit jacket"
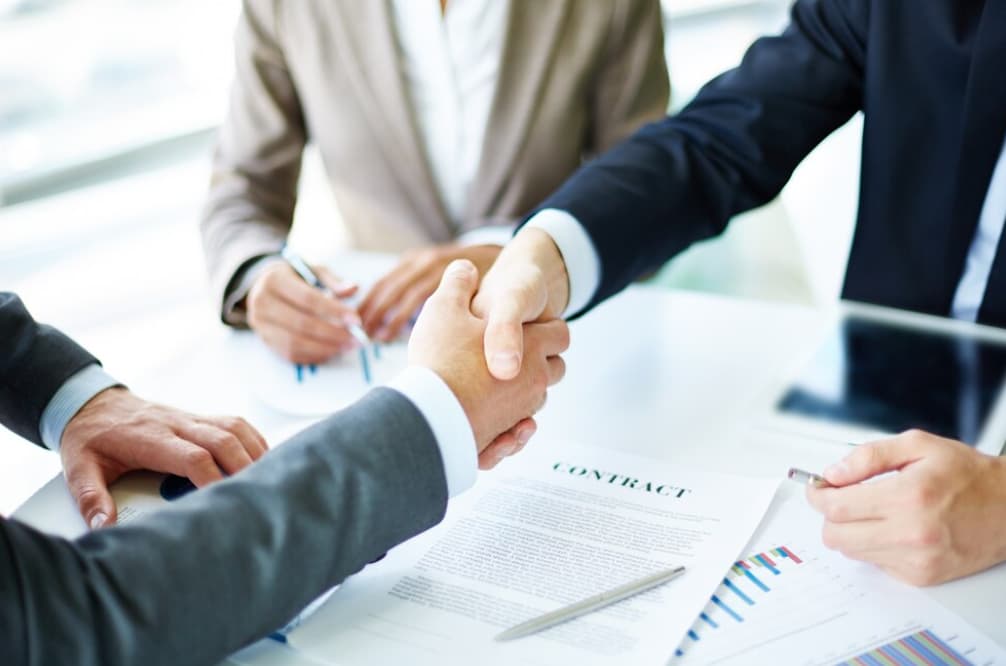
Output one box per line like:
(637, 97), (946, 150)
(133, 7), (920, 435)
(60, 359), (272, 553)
(0, 311), (449, 665)
(200, 0), (670, 324)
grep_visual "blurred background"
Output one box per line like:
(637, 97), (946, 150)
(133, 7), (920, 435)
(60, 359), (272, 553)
(0, 0), (862, 507)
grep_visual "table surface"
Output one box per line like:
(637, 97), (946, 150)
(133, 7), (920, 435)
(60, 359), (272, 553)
(8, 261), (1006, 662)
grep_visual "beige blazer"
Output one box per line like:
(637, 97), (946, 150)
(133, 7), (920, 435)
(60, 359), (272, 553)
(201, 0), (670, 321)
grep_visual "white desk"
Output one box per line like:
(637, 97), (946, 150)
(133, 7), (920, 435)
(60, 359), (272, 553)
(9, 277), (1006, 663)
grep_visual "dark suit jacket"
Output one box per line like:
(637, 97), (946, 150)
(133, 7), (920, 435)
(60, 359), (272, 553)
(0, 293), (98, 446)
(0, 293), (450, 665)
(534, 0), (1006, 322)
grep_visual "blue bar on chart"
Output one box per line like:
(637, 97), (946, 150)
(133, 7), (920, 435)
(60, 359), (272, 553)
(722, 578), (755, 606)
(711, 595), (743, 623)
(678, 545), (805, 659)
(732, 562), (771, 592)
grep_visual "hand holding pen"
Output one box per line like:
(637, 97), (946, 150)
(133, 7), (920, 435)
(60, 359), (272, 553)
(245, 251), (362, 365)
(280, 248), (378, 384)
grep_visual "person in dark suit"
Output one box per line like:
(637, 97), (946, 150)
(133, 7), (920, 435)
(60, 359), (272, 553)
(470, 0), (1006, 586)
(0, 293), (268, 529)
(0, 261), (568, 665)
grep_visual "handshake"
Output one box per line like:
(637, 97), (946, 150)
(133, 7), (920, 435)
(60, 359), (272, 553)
(406, 229), (571, 469)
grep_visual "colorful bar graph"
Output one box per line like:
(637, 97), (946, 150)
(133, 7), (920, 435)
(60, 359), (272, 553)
(837, 629), (973, 666)
(751, 553), (781, 575)
(777, 546), (803, 564)
(677, 545), (805, 661)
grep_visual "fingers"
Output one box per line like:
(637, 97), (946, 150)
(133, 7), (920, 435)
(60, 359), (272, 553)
(203, 415), (269, 459)
(142, 436), (228, 487)
(823, 432), (928, 486)
(64, 458), (118, 529)
(820, 518), (890, 557)
(478, 418), (537, 470)
(377, 277), (438, 342)
(271, 266), (360, 323)
(546, 356), (567, 386)
(258, 325), (348, 365)
(314, 266), (359, 299)
(526, 319), (571, 357)
(806, 475), (901, 523)
(359, 262), (428, 337)
(248, 265), (358, 362)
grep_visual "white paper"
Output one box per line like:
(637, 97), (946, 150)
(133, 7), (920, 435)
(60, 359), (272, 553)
(288, 442), (779, 666)
(230, 333), (408, 417)
(674, 485), (1006, 665)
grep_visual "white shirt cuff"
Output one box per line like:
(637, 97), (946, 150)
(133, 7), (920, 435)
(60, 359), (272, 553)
(389, 366), (477, 497)
(456, 224), (517, 248)
(523, 209), (601, 318)
(40, 364), (122, 451)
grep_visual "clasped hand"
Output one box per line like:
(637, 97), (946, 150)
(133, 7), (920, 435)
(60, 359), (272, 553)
(408, 259), (569, 469)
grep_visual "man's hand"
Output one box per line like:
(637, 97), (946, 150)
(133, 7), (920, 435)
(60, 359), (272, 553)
(472, 228), (571, 380)
(247, 262), (360, 364)
(60, 388), (268, 529)
(409, 260), (570, 468)
(358, 244), (502, 343)
(806, 429), (1006, 586)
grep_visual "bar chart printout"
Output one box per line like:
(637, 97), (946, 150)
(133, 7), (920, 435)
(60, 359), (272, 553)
(836, 629), (971, 666)
(672, 493), (1004, 666)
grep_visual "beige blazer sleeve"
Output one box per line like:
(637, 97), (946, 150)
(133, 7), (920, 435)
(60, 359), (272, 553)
(200, 0), (304, 324)
(588, 0), (670, 156)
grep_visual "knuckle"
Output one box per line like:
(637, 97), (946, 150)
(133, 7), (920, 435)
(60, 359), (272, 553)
(823, 500), (848, 523)
(185, 447), (214, 470)
(74, 485), (103, 507)
(217, 432), (241, 451)
(906, 553), (942, 585)
(906, 482), (937, 510)
(906, 523), (943, 549)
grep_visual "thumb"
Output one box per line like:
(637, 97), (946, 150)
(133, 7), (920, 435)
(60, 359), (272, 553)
(431, 259), (479, 310)
(824, 434), (925, 486)
(483, 268), (547, 381)
(65, 459), (118, 529)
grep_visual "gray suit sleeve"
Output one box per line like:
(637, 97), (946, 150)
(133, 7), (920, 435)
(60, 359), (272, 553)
(0, 387), (449, 666)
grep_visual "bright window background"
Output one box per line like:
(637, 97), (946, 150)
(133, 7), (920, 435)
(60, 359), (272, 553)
(0, 0), (238, 198)
(0, 0), (862, 513)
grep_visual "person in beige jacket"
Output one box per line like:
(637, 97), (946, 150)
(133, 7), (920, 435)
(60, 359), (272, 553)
(201, 0), (669, 363)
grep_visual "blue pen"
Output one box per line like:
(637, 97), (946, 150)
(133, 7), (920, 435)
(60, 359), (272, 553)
(280, 247), (374, 384)
(267, 586), (338, 644)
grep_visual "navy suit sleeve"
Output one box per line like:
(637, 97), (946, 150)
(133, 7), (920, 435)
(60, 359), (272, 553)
(534, 0), (869, 314)
(0, 293), (98, 446)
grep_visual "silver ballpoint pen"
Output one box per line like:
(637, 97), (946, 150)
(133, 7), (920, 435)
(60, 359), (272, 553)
(494, 565), (687, 642)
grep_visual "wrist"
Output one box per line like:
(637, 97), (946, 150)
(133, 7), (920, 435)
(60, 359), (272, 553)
(511, 227), (570, 317)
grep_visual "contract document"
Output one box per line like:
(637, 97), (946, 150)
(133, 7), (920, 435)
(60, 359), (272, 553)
(288, 442), (779, 665)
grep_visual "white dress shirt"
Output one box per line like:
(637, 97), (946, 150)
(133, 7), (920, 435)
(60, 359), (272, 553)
(951, 139), (1006, 321)
(531, 137), (1006, 322)
(390, 0), (510, 237)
